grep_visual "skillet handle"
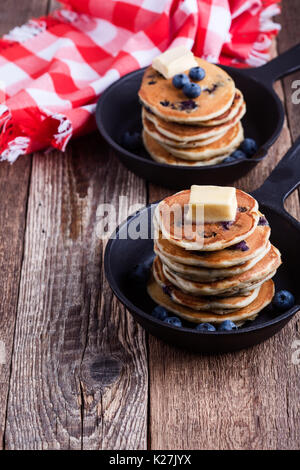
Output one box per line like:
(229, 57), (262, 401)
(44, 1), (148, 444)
(252, 136), (300, 215)
(243, 43), (300, 84)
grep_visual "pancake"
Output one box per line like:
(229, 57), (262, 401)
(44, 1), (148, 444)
(143, 93), (246, 142)
(154, 188), (259, 251)
(147, 276), (274, 324)
(142, 115), (228, 148)
(160, 122), (243, 160)
(161, 245), (281, 296)
(138, 58), (236, 123)
(152, 255), (261, 312)
(196, 90), (244, 127)
(154, 241), (270, 281)
(143, 131), (230, 166)
(155, 223), (271, 268)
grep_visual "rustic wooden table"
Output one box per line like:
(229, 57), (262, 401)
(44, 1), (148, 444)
(0, 0), (299, 450)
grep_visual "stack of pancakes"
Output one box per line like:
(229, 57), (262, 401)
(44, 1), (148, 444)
(148, 189), (282, 326)
(138, 58), (246, 166)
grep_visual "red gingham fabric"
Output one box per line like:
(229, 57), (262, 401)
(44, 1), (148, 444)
(0, 0), (281, 162)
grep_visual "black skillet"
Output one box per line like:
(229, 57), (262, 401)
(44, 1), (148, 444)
(96, 43), (300, 189)
(104, 137), (300, 353)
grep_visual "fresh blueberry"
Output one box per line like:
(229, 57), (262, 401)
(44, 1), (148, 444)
(219, 320), (238, 331)
(182, 82), (201, 99)
(164, 316), (182, 327)
(240, 138), (258, 157)
(130, 263), (149, 284)
(195, 323), (216, 332)
(172, 73), (190, 89)
(121, 131), (141, 151)
(152, 305), (168, 320)
(223, 155), (235, 163)
(272, 290), (295, 312)
(189, 66), (206, 81)
(231, 150), (247, 160)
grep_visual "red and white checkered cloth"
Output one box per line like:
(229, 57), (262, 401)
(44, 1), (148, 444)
(0, 0), (281, 162)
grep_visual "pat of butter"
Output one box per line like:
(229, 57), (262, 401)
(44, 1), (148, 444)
(152, 46), (198, 79)
(186, 185), (237, 223)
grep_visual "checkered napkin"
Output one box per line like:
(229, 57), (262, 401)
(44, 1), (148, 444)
(0, 0), (281, 162)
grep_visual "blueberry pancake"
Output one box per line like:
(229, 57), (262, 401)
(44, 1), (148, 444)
(138, 58), (236, 123)
(195, 90), (244, 127)
(154, 241), (270, 282)
(143, 115), (227, 148)
(155, 222), (271, 268)
(154, 189), (259, 251)
(143, 91), (246, 142)
(160, 122), (243, 160)
(152, 255), (261, 312)
(161, 245), (281, 296)
(143, 131), (231, 166)
(147, 275), (275, 324)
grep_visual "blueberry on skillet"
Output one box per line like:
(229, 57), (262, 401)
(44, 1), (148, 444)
(121, 131), (141, 151)
(219, 320), (238, 331)
(195, 323), (216, 332)
(224, 150), (246, 163)
(172, 73), (190, 89)
(272, 290), (295, 312)
(130, 263), (150, 284)
(152, 305), (168, 321)
(182, 82), (201, 99)
(164, 316), (182, 327)
(240, 138), (258, 157)
(189, 66), (206, 81)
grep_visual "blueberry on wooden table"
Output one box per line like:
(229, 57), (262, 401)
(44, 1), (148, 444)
(189, 66), (206, 81)
(219, 320), (238, 331)
(152, 305), (168, 320)
(182, 82), (201, 99)
(272, 290), (295, 312)
(195, 323), (216, 332)
(164, 316), (182, 327)
(172, 73), (190, 89)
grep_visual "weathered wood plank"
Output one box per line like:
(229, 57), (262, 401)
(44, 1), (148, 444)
(0, 0), (49, 449)
(148, 35), (300, 449)
(4, 133), (148, 449)
(277, 0), (300, 143)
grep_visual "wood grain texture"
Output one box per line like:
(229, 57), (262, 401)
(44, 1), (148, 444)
(0, 0), (49, 450)
(4, 135), (148, 450)
(148, 35), (300, 449)
(277, 0), (300, 143)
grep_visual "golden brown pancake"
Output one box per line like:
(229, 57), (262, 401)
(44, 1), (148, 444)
(138, 58), (236, 122)
(196, 90), (244, 126)
(143, 115), (228, 148)
(152, 255), (260, 312)
(154, 189), (259, 251)
(161, 245), (281, 296)
(147, 275), (274, 324)
(143, 94), (246, 142)
(161, 122), (243, 160)
(155, 223), (271, 267)
(143, 131), (230, 166)
(154, 241), (270, 281)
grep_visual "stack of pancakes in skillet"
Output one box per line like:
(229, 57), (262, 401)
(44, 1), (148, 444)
(148, 189), (282, 326)
(138, 58), (246, 166)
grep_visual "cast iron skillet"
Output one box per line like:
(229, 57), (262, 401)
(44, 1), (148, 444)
(104, 137), (300, 353)
(96, 44), (300, 189)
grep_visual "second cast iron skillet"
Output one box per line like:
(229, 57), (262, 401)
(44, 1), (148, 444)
(97, 44), (300, 189)
(104, 137), (300, 353)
